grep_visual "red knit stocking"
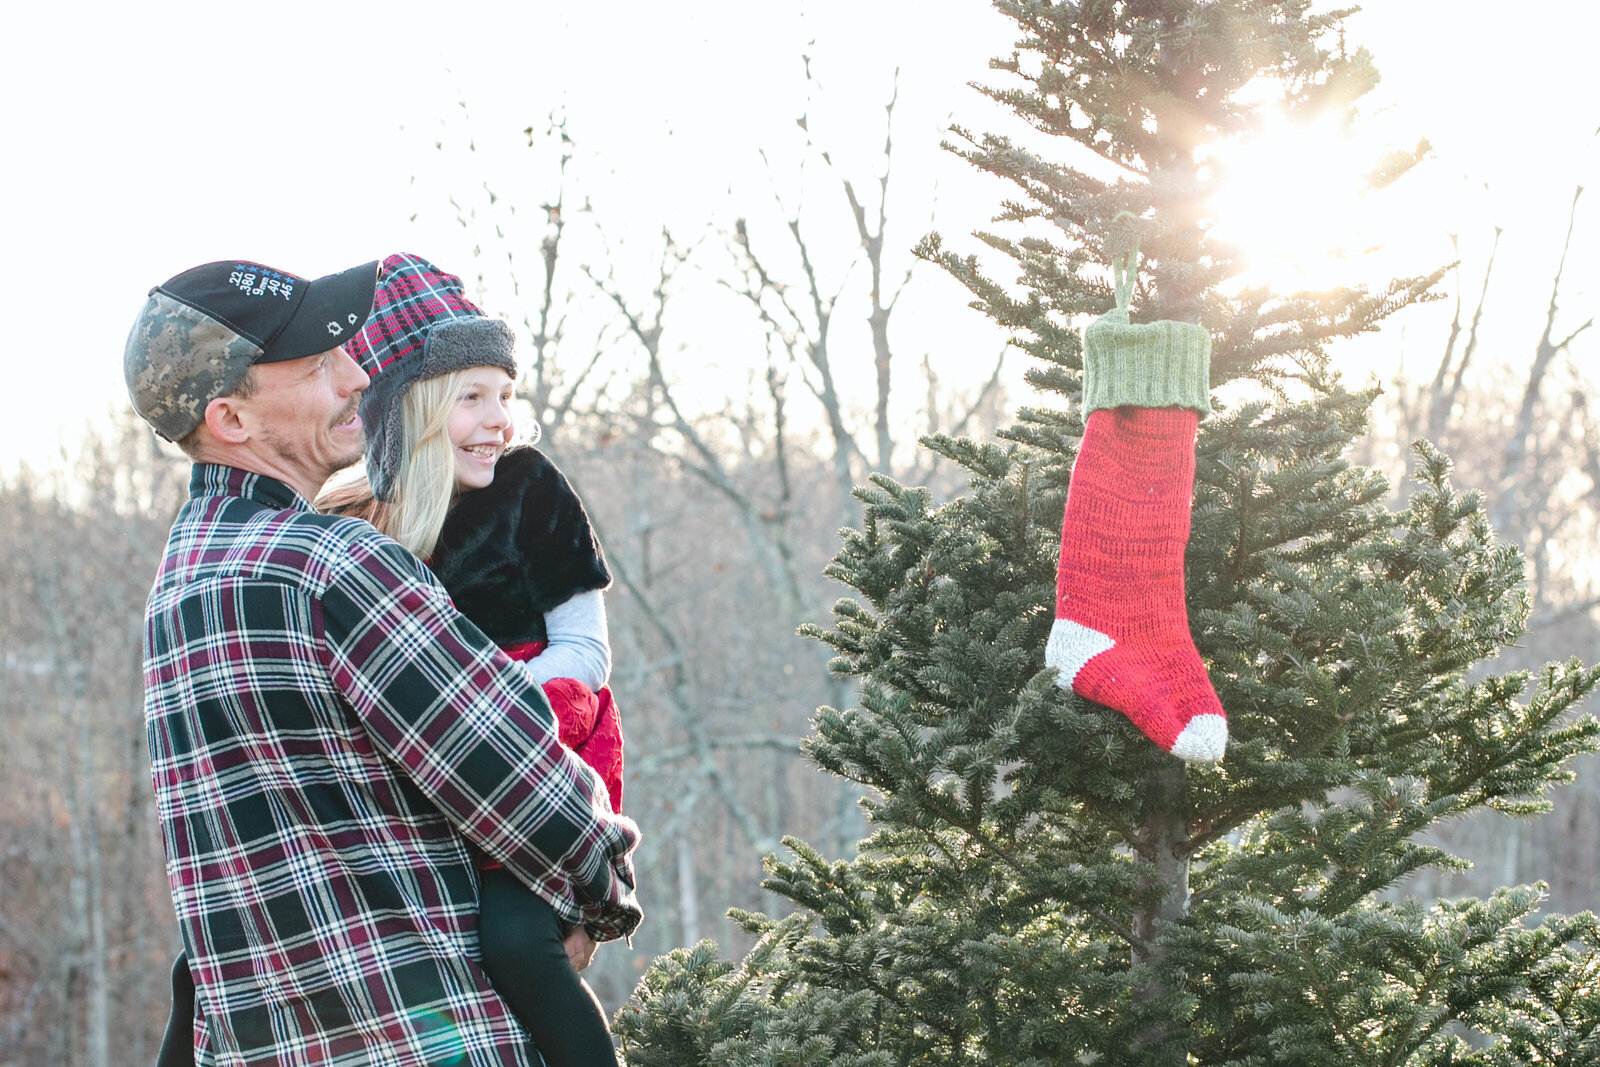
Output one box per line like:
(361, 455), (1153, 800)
(1046, 406), (1227, 762)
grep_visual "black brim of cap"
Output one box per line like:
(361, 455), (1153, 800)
(259, 261), (380, 363)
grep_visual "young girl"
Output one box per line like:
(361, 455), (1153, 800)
(325, 253), (626, 1066)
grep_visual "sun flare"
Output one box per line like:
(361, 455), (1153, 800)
(1203, 108), (1403, 293)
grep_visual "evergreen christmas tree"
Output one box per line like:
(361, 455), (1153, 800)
(616, 3), (1600, 1063)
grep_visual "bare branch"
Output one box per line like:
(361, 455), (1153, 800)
(594, 518), (783, 856)
(904, 346), (1010, 488)
(765, 336), (795, 523)
(630, 734), (803, 778)
(1573, 390), (1600, 502)
(1427, 223), (1498, 446)
(1494, 184), (1587, 537)
(588, 230), (814, 621)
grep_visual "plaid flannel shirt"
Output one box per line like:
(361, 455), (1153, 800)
(144, 464), (641, 1066)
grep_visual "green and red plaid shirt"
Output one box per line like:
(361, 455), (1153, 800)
(144, 464), (641, 1066)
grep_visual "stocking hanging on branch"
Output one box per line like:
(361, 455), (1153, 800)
(1045, 227), (1227, 764)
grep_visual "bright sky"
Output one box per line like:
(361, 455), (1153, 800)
(1, 1), (1594, 473)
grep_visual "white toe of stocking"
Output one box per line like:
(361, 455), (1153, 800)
(1171, 714), (1227, 764)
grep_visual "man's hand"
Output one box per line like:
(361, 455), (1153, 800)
(564, 926), (598, 972)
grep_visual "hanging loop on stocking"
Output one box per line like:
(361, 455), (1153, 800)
(1108, 210), (1141, 314)
(1081, 213), (1214, 428)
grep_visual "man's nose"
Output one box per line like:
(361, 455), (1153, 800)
(333, 346), (370, 393)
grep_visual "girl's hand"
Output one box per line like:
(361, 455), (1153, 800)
(564, 926), (598, 972)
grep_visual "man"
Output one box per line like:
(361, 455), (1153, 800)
(126, 259), (641, 1066)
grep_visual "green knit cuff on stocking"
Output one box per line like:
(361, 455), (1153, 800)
(1082, 308), (1212, 417)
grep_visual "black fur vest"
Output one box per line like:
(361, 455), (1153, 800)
(428, 446), (611, 647)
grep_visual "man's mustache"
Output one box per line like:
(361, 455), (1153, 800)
(333, 400), (361, 427)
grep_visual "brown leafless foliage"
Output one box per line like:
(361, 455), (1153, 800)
(724, 61), (1009, 513)
(406, 89), (1018, 1005)
(2, 84), (1020, 1039)
(1369, 181), (1599, 916)
(0, 417), (189, 1066)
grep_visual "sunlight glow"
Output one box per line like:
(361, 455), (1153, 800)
(1203, 107), (1403, 293)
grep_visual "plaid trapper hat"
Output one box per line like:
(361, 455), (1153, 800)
(346, 254), (518, 501)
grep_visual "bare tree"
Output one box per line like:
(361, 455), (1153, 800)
(724, 61), (1009, 521)
(0, 417), (189, 1065)
(1374, 179), (1599, 916)
(480, 70), (1023, 1001)
(1489, 185), (1594, 547)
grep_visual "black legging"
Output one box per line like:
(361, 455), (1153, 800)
(478, 866), (619, 1066)
(152, 876), (616, 1067)
(154, 951), (195, 1067)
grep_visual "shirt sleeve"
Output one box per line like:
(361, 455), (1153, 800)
(316, 529), (640, 939)
(513, 590), (611, 690)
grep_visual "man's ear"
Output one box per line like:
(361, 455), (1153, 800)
(202, 395), (251, 445)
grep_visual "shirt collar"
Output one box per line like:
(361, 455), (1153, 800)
(188, 463), (316, 513)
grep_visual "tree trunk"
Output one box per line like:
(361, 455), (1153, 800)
(1129, 23), (1207, 1061)
(1131, 759), (1191, 1059)
(677, 835), (701, 948)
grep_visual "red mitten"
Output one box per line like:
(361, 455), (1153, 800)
(573, 688), (624, 813)
(540, 676), (600, 752)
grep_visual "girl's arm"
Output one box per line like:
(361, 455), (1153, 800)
(515, 589), (611, 690)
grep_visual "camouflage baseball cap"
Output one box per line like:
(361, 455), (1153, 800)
(124, 259), (379, 441)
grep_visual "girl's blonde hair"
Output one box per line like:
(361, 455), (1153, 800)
(317, 368), (478, 559)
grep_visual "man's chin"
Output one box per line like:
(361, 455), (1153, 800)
(332, 452), (366, 475)
(331, 434), (368, 474)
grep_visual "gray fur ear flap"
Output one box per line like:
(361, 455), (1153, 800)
(425, 318), (517, 381)
(358, 346), (425, 502)
(369, 399), (409, 503)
